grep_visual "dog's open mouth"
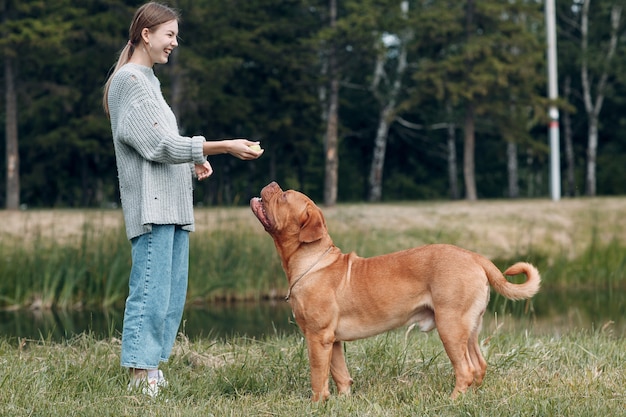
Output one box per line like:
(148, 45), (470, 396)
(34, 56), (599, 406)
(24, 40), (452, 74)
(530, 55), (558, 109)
(250, 197), (273, 230)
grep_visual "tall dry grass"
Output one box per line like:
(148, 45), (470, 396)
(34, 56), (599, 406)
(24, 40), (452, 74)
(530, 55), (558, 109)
(0, 196), (624, 310)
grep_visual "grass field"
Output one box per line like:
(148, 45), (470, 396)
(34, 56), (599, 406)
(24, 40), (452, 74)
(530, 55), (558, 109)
(0, 326), (623, 416)
(3, 196), (625, 258)
(0, 197), (624, 415)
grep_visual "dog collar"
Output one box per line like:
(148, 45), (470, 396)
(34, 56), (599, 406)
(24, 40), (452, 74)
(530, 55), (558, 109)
(285, 246), (333, 301)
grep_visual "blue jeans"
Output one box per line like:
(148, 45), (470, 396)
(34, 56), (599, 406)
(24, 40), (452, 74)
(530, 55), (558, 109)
(121, 225), (189, 369)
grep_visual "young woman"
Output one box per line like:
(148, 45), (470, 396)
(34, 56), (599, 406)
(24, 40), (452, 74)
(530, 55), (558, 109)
(103, 2), (263, 396)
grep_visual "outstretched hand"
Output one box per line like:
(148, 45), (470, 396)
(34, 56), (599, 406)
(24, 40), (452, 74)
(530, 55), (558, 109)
(227, 139), (264, 160)
(194, 160), (213, 181)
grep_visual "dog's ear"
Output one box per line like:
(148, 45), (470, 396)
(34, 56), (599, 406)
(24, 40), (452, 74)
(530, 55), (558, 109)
(299, 204), (326, 243)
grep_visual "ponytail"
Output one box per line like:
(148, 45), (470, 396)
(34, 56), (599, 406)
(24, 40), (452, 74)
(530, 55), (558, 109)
(102, 43), (134, 117)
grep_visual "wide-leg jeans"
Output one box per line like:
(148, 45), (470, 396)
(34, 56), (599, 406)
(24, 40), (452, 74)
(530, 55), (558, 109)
(120, 224), (189, 369)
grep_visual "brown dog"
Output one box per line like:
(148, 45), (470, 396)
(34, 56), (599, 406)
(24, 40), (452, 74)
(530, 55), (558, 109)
(250, 181), (540, 401)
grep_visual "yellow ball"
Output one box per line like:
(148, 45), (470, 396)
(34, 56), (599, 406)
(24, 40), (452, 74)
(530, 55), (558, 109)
(249, 144), (262, 152)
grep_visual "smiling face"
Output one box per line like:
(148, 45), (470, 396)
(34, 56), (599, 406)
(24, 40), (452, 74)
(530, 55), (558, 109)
(142, 19), (178, 66)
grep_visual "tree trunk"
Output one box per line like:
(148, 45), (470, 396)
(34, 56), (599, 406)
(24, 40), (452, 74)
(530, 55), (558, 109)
(463, 104), (477, 201)
(463, 0), (477, 201)
(446, 120), (459, 200)
(323, 77), (339, 206)
(323, 0), (339, 206)
(507, 141), (519, 198)
(5, 54), (19, 210)
(562, 76), (576, 196)
(585, 117), (599, 196)
(525, 148), (534, 197)
(368, 106), (392, 202)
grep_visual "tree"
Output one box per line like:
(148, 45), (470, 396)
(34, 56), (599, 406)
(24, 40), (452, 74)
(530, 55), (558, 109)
(366, 1), (411, 202)
(580, 0), (622, 196)
(1, 1), (625, 207)
(556, 0), (626, 197)
(556, 0), (585, 197)
(2, 1), (121, 207)
(173, 0), (322, 204)
(411, 0), (545, 200)
(3, 30), (18, 210)
(1, 0), (21, 210)
(1, 1), (81, 209)
(323, 0), (340, 206)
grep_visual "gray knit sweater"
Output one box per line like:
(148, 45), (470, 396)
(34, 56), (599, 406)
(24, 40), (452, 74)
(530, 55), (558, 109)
(108, 63), (205, 240)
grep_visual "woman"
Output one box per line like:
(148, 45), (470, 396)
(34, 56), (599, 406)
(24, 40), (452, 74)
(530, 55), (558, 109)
(103, 2), (263, 396)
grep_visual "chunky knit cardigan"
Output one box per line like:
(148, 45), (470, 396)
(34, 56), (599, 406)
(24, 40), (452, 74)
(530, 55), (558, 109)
(108, 63), (206, 240)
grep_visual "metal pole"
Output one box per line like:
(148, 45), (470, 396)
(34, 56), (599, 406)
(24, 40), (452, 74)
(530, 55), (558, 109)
(545, 0), (561, 201)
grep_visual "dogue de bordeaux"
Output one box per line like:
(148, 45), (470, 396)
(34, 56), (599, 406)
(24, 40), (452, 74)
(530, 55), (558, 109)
(250, 181), (540, 401)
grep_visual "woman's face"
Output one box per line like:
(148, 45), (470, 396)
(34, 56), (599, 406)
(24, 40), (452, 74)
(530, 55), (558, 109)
(144, 19), (178, 66)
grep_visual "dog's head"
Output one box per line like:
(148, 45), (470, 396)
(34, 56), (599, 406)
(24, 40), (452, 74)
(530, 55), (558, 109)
(250, 181), (327, 245)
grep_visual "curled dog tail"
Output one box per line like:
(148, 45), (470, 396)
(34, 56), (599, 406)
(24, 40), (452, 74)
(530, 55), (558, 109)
(482, 260), (541, 300)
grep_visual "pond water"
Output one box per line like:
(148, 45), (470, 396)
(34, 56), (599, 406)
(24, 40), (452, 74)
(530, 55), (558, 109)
(1, 289), (624, 342)
(0, 301), (297, 343)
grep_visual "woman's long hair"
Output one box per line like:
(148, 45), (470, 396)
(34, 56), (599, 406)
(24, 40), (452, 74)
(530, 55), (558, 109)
(102, 2), (179, 116)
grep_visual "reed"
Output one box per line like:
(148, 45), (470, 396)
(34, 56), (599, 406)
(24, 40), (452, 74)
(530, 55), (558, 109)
(0, 200), (624, 311)
(187, 227), (285, 303)
(0, 222), (131, 310)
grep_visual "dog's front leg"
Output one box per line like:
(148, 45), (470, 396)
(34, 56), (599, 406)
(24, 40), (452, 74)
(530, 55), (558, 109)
(330, 341), (353, 395)
(306, 333), (334, 401)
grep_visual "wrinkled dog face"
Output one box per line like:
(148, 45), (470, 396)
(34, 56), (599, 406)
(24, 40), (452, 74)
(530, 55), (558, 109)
(250, 182), (326, 244)
(250, 182), (299, 234)
(250, 182), (282, 232)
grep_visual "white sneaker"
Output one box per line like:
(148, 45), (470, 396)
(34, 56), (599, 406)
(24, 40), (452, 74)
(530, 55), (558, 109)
(128, 370), (167, 398)
(157, 370), (168, 388)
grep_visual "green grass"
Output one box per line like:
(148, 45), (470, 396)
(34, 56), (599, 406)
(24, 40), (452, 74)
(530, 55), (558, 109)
(0, 326), (623, 416)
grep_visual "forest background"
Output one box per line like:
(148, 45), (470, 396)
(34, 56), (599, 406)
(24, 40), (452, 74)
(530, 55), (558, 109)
(1, 0), (625, 209)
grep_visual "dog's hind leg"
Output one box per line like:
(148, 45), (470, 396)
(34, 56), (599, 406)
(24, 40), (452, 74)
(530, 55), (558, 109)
(436, 313), (475, 399)
(330, 341), (353, 395)
(467, 337), (487, 387)
(467, 316), (487, 386)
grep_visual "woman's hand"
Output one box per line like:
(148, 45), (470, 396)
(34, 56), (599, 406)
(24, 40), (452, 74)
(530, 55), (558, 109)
(194, 160), (213, 181)
(226, 139), (264, 160)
